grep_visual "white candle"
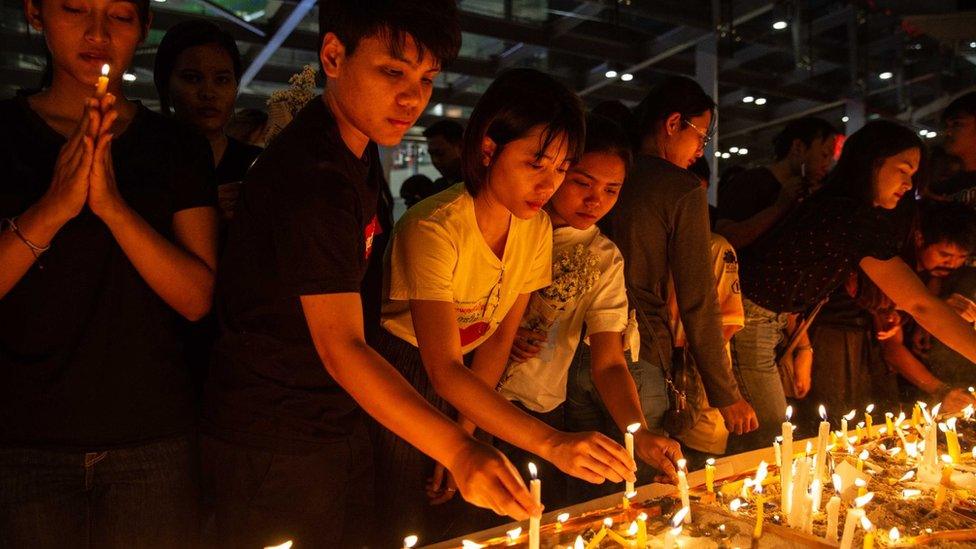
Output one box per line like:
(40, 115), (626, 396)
(825, 496), (841, 542)
(782, 406), (794, 514)
(789, 456), (809, 527)
(625, 422), (640, 494)
(839, 508), (864, 549)
(528, 463), (540, 549)
(815, 405), (830, 483)
(677, 459), (691, 523)
(664, 507), (689, 549)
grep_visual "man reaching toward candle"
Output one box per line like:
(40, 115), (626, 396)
(202, 2), (540, 547)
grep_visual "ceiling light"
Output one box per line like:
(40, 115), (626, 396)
(773, 21), (788, 31)
(842, 116), (849, 122)
(729, 146), (739, 153)
(738, 148), (749, 155)
(970, 42), (976, 48)
(742, 96), (755, 103)
(754, 97), (767, 105)
(605, 70), (618, 79)
(714, 151), (722, 158)
(620, 73), (634, 82)
(721, 152), (731, 159)
(879, 71), (893, 80)
(926, 131), (937, 138)
(919, 129), (928, 136)
(122, 72), (137, 82)
(151, 0), (166, 3)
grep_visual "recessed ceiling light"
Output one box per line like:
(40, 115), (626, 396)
(620, 73), (634, 82)
(721, 152), (731, 159)
(970, 41), (976, 48)
(754, 97), (767, 105)
(773, 21), (788, 30)
(605, 70), (618, 79)
(714, 151), (722, 158)
(919, 129), (928, 136)
(122, 72), (137, 82)
(842, 116), (849, 122)
(742, 96), (755, 103)
(729, 146), (739, 153)
(738, 148), (749, 155)
(926, 131), (937, 138)
(151, 0), (166, 3)
(879, 71), (893, 80)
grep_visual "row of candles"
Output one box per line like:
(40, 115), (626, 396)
(404, 399), (973, 548)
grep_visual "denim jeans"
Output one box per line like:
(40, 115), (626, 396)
(726, 298), (790, 454)
(0, 435), (199, 549)
(564, 344), (668, 502)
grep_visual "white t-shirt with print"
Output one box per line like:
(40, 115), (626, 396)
(382, 183), (553, 353)
(499, 224), (629, 413)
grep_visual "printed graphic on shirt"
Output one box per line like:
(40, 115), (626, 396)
(723, 249), (738, 273)
(731, 279), (741, 294)
(455, 298), (491, 346)
(364, 214), (382, 260)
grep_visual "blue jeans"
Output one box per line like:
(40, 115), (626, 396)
(0, 435), (199, 549)
(726, 298), (790, 454)
(564, 345), (668, 502)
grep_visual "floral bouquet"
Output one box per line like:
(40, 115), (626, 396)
(263, 64), (318, 144)
(499, 244), (601, 385)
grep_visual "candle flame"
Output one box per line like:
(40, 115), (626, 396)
(669, 526), (683, 537)
(557, 512), (570, 523)
(860, 515), (874, 531)
(528, 462), (538, 479)
(858, 450), (869, 461)
(403, 535), (418, 548)
(461, 540), (484, 549)
(843, 409), (857, 420)
(626, 422), (641, 434)
(857, 421), (865, 429)
(730, 498), (743, 511)
(896, 411), (906, 425)
(932, 403), (942, 417)
(854, 478), (866, 487)
(637, 512), (648, 521)
(574, 535), (585, 549)
(627, 521), (638, 536)
(264, 542), (292, 549)
(785, 405), (793, 421)
(939, 422), (948, 433)
(677, 458), (687, 471)
(832, 473), (843, 492)
(902, 488), (921, 498)
(942, 454), (953, 464)
(966, 405), (976, 420)
(855, 492), (874, 507)
(899, 470), (915, 482)
(890, 447), (902, 457)
(947, 417), (957, 430)
(890, 528), (900, 541)
(754, 461), (768, 485)
(806, 441), (813, 454)
(603, 517), (613, 528)
(506, 527), (522, 540)
(819, 404), (827, 420)
(671, 506), (690, 526)
(101, 63), (110, 77)
(885, 412), (893, 418)
(706, 457), (716, 466)
(866, 404), (875, 413)
(625, 490), (638, 499)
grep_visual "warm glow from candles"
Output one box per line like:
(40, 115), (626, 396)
(819, 405), (827, 419)
(403, 535), (418, 548)
(528, 462), (538, 479)
(627, 522), (638, 536)
(264, 542), (292, 549)
(603, 517), (613, 528)
(889, 528), (900, 541)
(461, 540), (484, 549)
(506, 527), (522, 540)
(557, 512), (569, 523)
(626, 422), (641, 434)
(786, 405), (793, 421)
(855, 492), (874, 507)
(730, 498), (743, 511)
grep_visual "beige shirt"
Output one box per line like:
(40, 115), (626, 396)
(381, 184), (552, 353)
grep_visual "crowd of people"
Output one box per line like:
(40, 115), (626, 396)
(2, 0), (976, 547)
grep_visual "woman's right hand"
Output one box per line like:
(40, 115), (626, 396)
(941, 387), (976, 414)
(41, 98), (99, 223)
(447, 439), (542, 520)
(540, 430), (636, 485)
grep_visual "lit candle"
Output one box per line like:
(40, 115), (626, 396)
(935, 455), (954, 510)
(705, 457), (716, 493)
(865, 404), (875, 438)
(945, 418), (961, 463)
(555, 512), (568, 531)
(676, 459), (691, 523)
(663, 507), (688, 549)
(861, 516), (875, 549)
(625, 423), (640, 494)
(583, 526), (606, 549)
(506, 527), (522, 542)
(810, 478), (823, 514)
(855, 478), (867, 498)
(856, 449), (869, 472)
(885, 412), (895, 436)
(574, 535), (585, 549)
(826, 494), (841, 542)
(264, 542), (293, 549)
(782, 406), (794, 514)
(753, 486), (765, 540)
(528, 463), (540, 549)
(911, 402), (921, 429)
(889, 528), (900, 547)
(636, 512), (647, 548)
(839, 508), (864, 549)
(842, 409), (856, 441)
(95, 63), (110, 97)
(815, 405), (830, 483)
(402, 535), (418, 549)
(789, 456), (809, 527)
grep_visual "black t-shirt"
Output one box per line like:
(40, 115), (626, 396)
(0, 95), (216, 450)
(215, 136), (262, 186)
(203, 97), (384, 450)
(739, 194), (902, 313)
(717, 167), (782, 222)
(930, 171), (976, 206)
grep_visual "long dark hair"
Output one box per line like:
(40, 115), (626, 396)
(154, 19), (243, 114)
(631, 76), (714, 149)
(461, 68), (586, 196)
(820, 120), (926, 206)
(583, 113), (632, 172)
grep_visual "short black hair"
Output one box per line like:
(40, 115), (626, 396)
(154, 19), (242, 114)
(423, 119), (464, 144)
(584, 113), (633, 172)
(319, 0), (461, 68)
(918, 200), (976, 252)
(820, 120), (926, 206)
(632, 76), (715, 147)
(461, 68), (585, 196)
(591, 100), (633, 132)
(772, 117), (838, 160)
(943, 91), (976, 122)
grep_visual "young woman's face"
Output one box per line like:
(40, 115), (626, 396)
(26, 0), (145, 89)
(667, 110), (712, 169)
(168, 43), (238, 137)
(547, 151), (625, 230)
(872, 147), (920, 209)
(483, 125), (571, 220)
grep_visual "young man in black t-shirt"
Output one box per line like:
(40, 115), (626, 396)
(715, 117), (838, 253)
(202, 2), (540, 546)
(931, 92), (976, 204)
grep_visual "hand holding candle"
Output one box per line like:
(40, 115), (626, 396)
(676, 458), (691, 523)
(527, 463), (540, 549)
(624, 423), (640, 494)
(782, 406), (794, 515)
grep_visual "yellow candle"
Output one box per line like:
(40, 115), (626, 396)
(705, 458), (716, 493)
(753, 491), (765, 540)
(95, 63), (110, 97)
(911, 404), (921, 429)
(856, 423), (864, 442)
(584, 527), (607, 549)
(946, 418), (961, 463)
(865, 404), (875, 438)
(885, 412), (894, 436)
(856, 450), (868, 472)
(636, 512), (647, 548)
(863, 530), (875, 549)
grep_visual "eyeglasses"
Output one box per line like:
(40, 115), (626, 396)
(683, 119), (712, 148)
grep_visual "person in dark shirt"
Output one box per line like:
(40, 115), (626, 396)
(154, 19), (262, 222)
(715, 117), (838, 252)
(0, 0), (218, 545)
(931, 92), (976, 204)
(422, 118), (464, 195)
(202, 2), (540, 547)
(729, 120), (976, 453)
(601, 77), (758, 445)
(399, 172), (436, 208)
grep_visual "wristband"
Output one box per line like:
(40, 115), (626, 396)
(3, 217), (51, 259)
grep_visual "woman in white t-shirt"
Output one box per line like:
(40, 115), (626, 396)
(497, 114), (683, 504)
(372, 69), (635, 541)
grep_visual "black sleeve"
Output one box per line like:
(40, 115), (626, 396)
(270, 169), (365, 297)
(170, 128), (218, 213)
(716, 171), (778, 222)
